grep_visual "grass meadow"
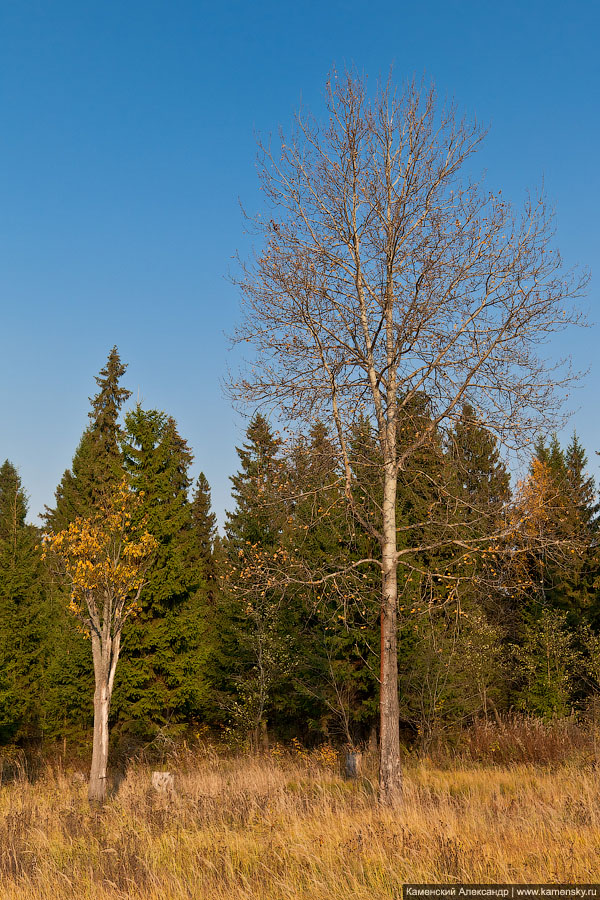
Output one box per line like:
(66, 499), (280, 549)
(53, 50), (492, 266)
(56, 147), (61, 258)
(1, 724), (600, 899)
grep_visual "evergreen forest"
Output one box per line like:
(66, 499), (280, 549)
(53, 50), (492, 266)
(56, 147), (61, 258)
(2, 346), (600, 761)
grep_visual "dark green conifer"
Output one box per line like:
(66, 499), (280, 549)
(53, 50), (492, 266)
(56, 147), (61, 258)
(290, 419), (380, 745)
(0, 462), (49, 743)
(44, 346), (131, 530)
(452, 403), (510, 516)
(220, 414), (292, 746)
(226, 413), (284, 549)
(561, 434), (598, 614)
(566, 434), (597, 530)
(524, 433), (597, 619)
(114, 407), (209, 735)
(449, 402), (512, 619)
(189, 473), (218, 593)
(41, 348), (131, 742)
(123, 407), (194, 607)
(396, 401), (510, 741)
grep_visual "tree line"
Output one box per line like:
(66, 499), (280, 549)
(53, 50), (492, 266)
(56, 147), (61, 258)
(1, 346), (599, 762)
(0, 72), (592, 807)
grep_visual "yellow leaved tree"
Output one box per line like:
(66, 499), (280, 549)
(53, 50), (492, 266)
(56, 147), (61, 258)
(43, 479), (157, 803)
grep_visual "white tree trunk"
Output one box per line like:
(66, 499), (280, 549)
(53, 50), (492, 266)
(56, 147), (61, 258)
(88, 629), (120, 805)
(88, 678), (111, 803)
(379, 466), (402, 806)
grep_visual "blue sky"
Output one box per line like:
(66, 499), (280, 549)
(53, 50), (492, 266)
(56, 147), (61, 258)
(1, 0), (598, 526)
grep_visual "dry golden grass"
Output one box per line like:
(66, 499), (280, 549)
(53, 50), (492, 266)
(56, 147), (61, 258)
(1, 748), (599, 899)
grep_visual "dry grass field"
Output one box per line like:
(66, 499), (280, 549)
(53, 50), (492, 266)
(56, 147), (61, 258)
(1, 736), (599, 900)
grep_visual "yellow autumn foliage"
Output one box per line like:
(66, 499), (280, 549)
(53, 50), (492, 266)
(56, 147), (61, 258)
(42, 478), (157, 631)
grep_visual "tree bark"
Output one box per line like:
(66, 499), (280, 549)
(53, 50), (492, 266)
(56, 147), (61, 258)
(88, 677), (111, 804)
(259, 718), (269, 752)
(88, 630), (119, 805)
(379, 467), (402, 806)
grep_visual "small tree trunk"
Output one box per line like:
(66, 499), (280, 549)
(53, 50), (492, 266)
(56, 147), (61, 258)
(379, 468), (402, 807)
(345, 750), (362, 778)
(88, 679), (111, 804)
(259, 719), (269, 752)
(368, 723), (378, 753)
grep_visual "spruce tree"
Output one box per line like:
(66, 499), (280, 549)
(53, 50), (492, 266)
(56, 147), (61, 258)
(502, 434), (599, 717)
(566, 434), (597, 529)
(449, 403), (512, 623)
(114, 407), (209, 736)
(44, 347), (131, 530)
(42, 347), (131, 742)
(0, 462), (49, 743)
(560, 434), (598, 615)
(226, 414), (284, 549)
(189, 473), (218, 596)
(289, 419), (380, 745)
(452, 403), (510, 516)
(522, 434), (597, 620)
(395, 402), (511, 740)
(221, 414), (292, 747)
(123, 407), (194, 608)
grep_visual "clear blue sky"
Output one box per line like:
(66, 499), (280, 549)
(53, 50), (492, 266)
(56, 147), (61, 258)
(1, 0), (598, 527)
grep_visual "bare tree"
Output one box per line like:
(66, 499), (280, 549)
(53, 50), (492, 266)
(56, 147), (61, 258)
(231, 71), (586, 805)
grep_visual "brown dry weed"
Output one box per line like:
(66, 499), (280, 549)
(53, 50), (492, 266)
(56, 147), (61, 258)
(0, 750), (599, 898)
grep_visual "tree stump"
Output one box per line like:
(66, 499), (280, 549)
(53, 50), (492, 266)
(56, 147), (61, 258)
(152, 771), (175, 796)
(345, 750), (362, 779)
